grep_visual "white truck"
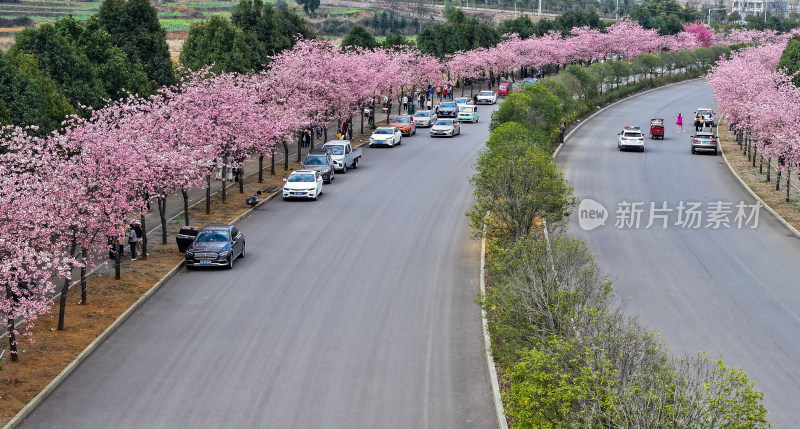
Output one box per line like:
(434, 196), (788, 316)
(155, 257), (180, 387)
(321, 140), (362, 173)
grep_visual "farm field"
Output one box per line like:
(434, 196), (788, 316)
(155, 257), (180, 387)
(0, 0), (241, 32)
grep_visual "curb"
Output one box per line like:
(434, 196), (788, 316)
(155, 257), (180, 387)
(3, 261), (186, 429)
(719, 143), (800, 240)
(480, 232), (509, 429)
(553, 78), (703, 160)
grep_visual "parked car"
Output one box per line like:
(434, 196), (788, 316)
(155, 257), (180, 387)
(369, 127), (403, 147)
(498, 82), (509, 96)
(413, 110), (438, 127)
(302, 149), (335, 183)
(435, 101), (458, 118)
(691, 130), (718, 155)
(617, 126), (645, 152)
(522, 77), (539, 84)
(322, 140), (361, 173)
(185, 224), (245, 270)
(283, 170), (324, 200)
(457, 105), (479, 123)
(476, 90), (497, 104)
(430, 119), (461, 137)
(389, 115), (417, 136)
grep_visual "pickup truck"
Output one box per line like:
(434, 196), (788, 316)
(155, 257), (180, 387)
(321, 140), (362, 173)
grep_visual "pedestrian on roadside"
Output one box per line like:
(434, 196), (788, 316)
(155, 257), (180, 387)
(246, 190), (262, 206)
(347, 120), (353, 140)
(559, 122), (567, 143)
(402, 95), (408, 112)
(694, 112), (701, 132)
(676, 113), (684, 133)
(127, 223), (139, 261)
(132, 220), (143, 255)
(341, 119), (348, 137)
(436, 86), (442, 100)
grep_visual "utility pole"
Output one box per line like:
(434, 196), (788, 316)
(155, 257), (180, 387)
(616, 0), (619, 20)
(538, 0), (542, 16)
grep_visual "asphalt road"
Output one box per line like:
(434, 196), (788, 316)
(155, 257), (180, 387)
(557, 80), (800, 428)
(19, 109), (499, 428)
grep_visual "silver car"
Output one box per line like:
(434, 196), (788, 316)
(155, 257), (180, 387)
(691, 130), (718, 155)
(413, 110), (437, 127)
(430, 119), (461, 137)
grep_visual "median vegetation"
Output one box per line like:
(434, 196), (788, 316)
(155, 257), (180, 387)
(471, 51), (770, 427)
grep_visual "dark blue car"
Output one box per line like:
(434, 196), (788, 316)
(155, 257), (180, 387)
(435, 101), (458, 118)
(185, 225), (245, 269)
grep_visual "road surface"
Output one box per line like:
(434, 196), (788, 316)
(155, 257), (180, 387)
(19, 107), (500, 428)
(558, 79), (800, 428)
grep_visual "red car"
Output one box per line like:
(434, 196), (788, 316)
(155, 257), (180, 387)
(498, 82), (509, 96)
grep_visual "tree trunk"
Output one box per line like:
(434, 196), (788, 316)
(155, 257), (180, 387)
(58, 239), (78, 330)
(115, 234), (121, 280)
(221, 165), (228, 204)
(206, 176), (211, 215)
(752, 145), (757, 168)
(283, 141), (289, 171)
(776, 169), (782, 191)
(7, 286), (18, 362)
(767, 158), (771, 182)
(360, 105), (364, 134)
(80, 246), (88, 305)
(787, 170), (791, 202)
(296, 132), (302, 163)
(271, 150), (276, 175)
(258, 155), (264, 183)
(760, 155), (763, 174)
(182, 189), (190, 226)
(140, 213), (148, 260)
(238, 165), (244, 194)
(158, 196), (167, 245)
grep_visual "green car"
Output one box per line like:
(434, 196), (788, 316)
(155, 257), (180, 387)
(457, 105), (479, 123)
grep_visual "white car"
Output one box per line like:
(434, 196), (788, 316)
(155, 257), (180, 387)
(369, 127), (402, 147)
(696, 108), (716, 127)
(430, 119), (461, 137)
(617, 126), (645, 152)
(454, 97), (474, 109)
(413, 110), (438, 127)
(476, 90), (497, 104)
(283, 170), (323, 200)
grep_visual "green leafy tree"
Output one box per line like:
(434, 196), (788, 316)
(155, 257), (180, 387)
(631, 0), (700, 35)
(180, 16), (254, 73)
(777, 35), (800, 87)
(97, 0), (175, 87)
(231, 0), (315, 69)
(468, 125), (574, 240)
(11, 22), (106, 110)
(11, 16), (154, 110)
(497, 15), (536, 39)
(295, 0), (320, 16)
(0, 50), (72, 133)
(341, 25), (378, 50)
(632, 53), (664, 82)
(564, 64), (599, 98)
(383, 32), (412, 50)
(553, 11), (603, 36)
(416, 8), (499, 57)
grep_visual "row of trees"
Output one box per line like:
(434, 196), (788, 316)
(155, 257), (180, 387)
(707, 35), (800, 199)
(0, 16), (789, 362)
(470, 62), (770, 428)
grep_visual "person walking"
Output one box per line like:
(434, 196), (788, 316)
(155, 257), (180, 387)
(676, 113), (684, 133)
(347, 120), (353, 139)
(694, 112), (701, 132)
(127, 223), (139, 261)
(341, 119), (348, 137)
(559, 122), (567, 143)
(402, 95), (408, 112)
